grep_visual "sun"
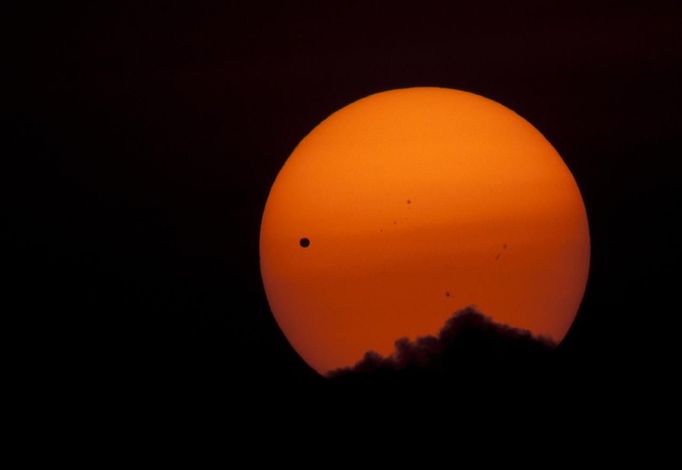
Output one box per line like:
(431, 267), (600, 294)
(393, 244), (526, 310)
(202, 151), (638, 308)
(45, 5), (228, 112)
(259, 87), (590, 375)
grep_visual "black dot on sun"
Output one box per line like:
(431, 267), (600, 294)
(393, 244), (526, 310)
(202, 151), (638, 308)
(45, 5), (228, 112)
(299, 237), (311, 248)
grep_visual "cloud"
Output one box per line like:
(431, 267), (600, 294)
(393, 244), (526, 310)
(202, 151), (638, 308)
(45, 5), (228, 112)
(327, 306), (556, 384)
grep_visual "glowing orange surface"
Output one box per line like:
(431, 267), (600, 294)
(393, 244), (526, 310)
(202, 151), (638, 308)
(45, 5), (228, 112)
(260, 88), (590, 375)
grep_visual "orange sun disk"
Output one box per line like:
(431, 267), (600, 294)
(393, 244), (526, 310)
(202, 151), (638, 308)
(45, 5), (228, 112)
(260, 88), (590, 375)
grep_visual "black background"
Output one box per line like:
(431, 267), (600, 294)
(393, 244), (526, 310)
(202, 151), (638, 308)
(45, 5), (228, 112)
(6, 1), (681, 408)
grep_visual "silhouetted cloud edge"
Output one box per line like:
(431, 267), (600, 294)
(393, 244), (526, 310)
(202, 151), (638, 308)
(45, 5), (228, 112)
(327, 306), (557, 380)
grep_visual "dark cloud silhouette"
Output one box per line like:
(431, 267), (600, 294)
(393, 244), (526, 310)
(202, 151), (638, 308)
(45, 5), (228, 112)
(328, 307), (556, 384)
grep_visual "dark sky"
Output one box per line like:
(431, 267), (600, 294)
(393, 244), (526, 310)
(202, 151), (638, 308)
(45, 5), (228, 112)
(6, 1), (681, 406)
